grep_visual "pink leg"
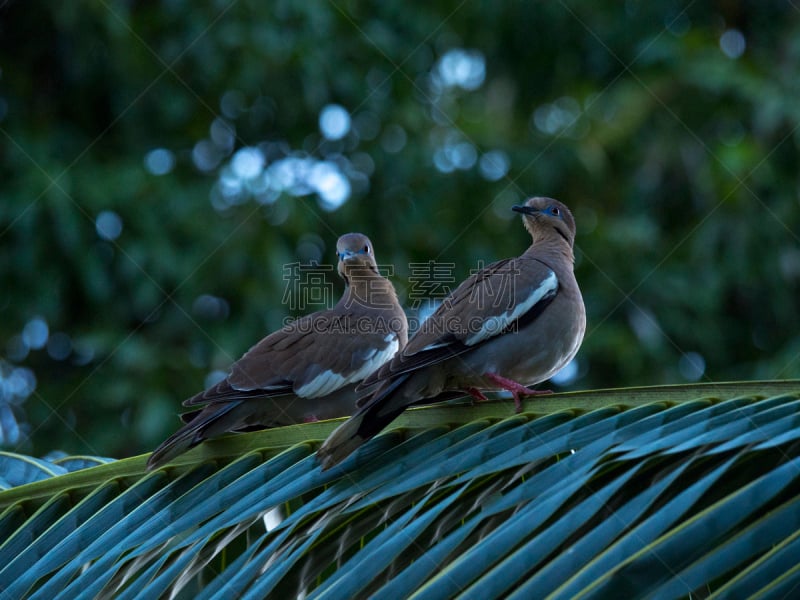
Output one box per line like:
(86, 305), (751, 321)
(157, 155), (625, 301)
(483, 372), (552, 413)
(465, 387), (489, 403)
(303, 415), (320, 423)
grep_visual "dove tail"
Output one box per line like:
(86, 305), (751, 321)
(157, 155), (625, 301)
(146, 402), (240, 470)
(317, 374), (411, 470)
(146, 427), (199, 471)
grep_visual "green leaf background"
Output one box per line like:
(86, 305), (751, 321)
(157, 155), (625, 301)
(1, 2), (799, 458)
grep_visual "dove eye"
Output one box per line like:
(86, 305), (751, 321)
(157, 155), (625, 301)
(364, 245), (370, 253)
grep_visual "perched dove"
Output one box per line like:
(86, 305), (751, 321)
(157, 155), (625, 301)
(147, 233), (407, 470)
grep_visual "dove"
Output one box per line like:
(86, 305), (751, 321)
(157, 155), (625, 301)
(147, 232), (407, 469)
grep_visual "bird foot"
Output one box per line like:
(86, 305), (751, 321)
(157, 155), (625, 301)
(465, 387), (489, 404)
(303, 415), (320, 423)
(483, 372), (552, 413)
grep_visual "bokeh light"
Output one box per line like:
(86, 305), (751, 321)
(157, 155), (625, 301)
(193, 140), (224, 172)
(532, 96), (585, 137)
(143, 148), (175, 175)
(433, 133), (478, 174)
(192, 295), (230, 321)
(310, 161), (351, 211)
(22, 317), (48, 350)
(319, 104), (351, 141)
(95, 210), (123, 241)
(479, 150), (511, 181)
(435, 48), (486, 91)
(0, 363), (36, 401)
(231, 147), (265, 179)
(212, 149), (353, 212)
(210, 118), (236, 153)
(720, 29), (746, 59)
(551, 358), (579, 386)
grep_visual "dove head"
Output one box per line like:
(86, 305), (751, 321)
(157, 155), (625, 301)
(336, 233), (379, 280)
(512, 197), (576, 248)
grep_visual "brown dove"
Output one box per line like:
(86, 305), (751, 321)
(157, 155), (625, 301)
(147, 233), (407, 470)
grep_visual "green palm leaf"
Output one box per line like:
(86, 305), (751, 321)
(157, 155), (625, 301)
(1, 381), (799, 598)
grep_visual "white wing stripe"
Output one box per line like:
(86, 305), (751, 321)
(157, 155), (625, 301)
(295, 336), (400, 398)
(465, 270), (558, 346)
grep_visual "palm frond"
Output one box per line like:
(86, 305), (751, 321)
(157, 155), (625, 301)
(1, 381), (799, 598)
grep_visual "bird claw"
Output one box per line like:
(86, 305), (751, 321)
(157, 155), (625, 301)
(465, 387), (489, 404)
(482, 373), (552, 413)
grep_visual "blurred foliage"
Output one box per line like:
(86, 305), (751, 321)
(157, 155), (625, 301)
(0, 0), (799, 458)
